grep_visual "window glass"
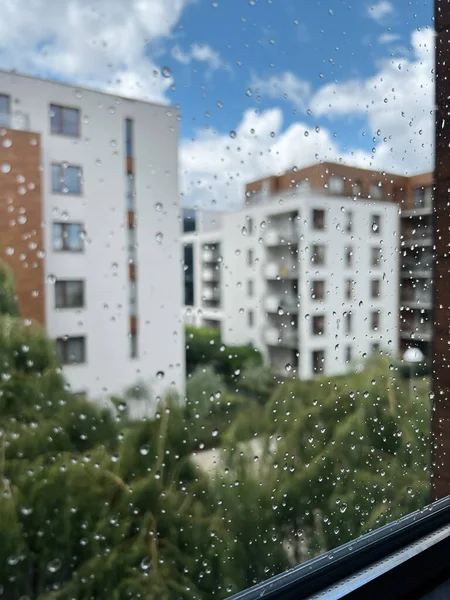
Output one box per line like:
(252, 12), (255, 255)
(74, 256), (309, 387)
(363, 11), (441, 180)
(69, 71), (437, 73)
(311, 244), (325, 265)
(329, 175), (344, 193)
(56, 336), (86, 365)
(247, 248), (254, 266)
(50, 104), (80, 136)
(312, 280), (325, 300)
(312, 208), (325, 230)
(52, 163), (82, 194)
(0, 94), (9, 126)
(345, 246), (353, 267)
(53, 222), (84, 252)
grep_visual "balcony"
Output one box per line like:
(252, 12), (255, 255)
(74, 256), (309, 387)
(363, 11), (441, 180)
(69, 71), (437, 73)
(265, 296), (298, 313)
(402, 227), (433, 246)
(400, 321), (433, 340)
(265, 262), (298, 280)
(264, 229), (298, 246)
(203, 287), (220, 301)
(400, 258), (432, 277)
(401, 288), (432, 307)
(202, 248), (220, 263)
(265, 328), (298, 347)
(202, 268), (220, 282)
(0, 110), (31, 131)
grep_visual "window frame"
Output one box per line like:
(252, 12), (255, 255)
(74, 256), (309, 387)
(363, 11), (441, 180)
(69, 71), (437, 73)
(50, 104), (80, 137)
(54, 279), (85, 309)
(312, 208), (326, 231)
(312, 349), (325, 375)
(311, 280), (325, 301)
(52, 222), (85, 253)
(312, 314), (325, 336)
(55, 336), (86, 365)
(311, 244), (325, 266)
(51, 162), (83, 195)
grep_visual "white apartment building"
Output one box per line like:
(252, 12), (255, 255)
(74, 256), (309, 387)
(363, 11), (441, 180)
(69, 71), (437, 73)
(0, 71), (184, 409)
(183, 190), (399, 379)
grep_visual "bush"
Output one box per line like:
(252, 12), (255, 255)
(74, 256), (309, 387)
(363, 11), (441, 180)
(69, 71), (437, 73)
(185, 325), (221, 374)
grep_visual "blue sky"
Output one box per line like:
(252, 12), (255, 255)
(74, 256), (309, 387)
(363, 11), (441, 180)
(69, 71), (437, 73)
(0, 0), (434, 207)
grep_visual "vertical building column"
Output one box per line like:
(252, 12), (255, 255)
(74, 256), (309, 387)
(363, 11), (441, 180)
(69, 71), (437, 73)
(432, 0), (450, 499)
(125, 118), (138, 358)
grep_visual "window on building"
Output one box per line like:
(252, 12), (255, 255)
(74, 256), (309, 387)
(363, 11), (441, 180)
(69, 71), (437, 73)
(52, 222), (84, 252)
(55, 280), (84, 309)
(0, 94), (10, 127)
(311, 280), (325, 300)
(371, 311), (380, 331)
(312, 209), (326, 230)
(345, 211), (353, 233)
(371, 247), (382, 267)
(329, 176), (344, 194)
(371, 279), (381, 299)
(370, 183), (383, 199)
(247, 217), (254, 235)
(312, 349), (325, 375)
(311, 244), (325, 265)
(248, 310), (254, 327)
(312, 315), (325, 336)
(125, 118), (133, 158)
(128, 227), (137, 264)
(371, 342), (381, 355)
(414, 186), (426, 208)
(50, 104), (80, 136)
(129, 282), (137, 317)
(345, 246), (353, 267)
(184, 244), (195, 306)
(247, 279), (254, 297)
(55, 336), (86, 365)
(130, 333), (138, 359)
(345, 311), (352, 334)
(247, 248), (254, 266)
(52, 163), (82, 194)
(352, 181), (362, 196)
(126, 174), (135, 212)
(371, 214), (381, 235)
(345, 279), (354, 301)
(345, 345), (352, 363)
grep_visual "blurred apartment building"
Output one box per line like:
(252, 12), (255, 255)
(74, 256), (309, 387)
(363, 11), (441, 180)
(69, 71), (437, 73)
(0, 71), (185, 406)
(183, 162), (433, 378)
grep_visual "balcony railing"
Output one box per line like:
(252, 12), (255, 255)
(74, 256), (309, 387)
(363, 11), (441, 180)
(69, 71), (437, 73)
(265, 262), (298, 280)
(202, 268), (220, 282)
(203, 287), (220, 301)
(401, 289), (432, 305)
(400, 321), (433, 339)
(402, 227), (433, 245)
(265, 296), (298, 313)
(265, 328), (298, 347)
(401, 258), (432, 275)
(202, 249), (220, 263)
(265, 229), (298, 246)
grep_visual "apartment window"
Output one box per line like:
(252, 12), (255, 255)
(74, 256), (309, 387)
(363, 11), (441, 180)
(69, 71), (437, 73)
(126, 118), (133, 158)
(345, 312), (352, 334)
(329, 176), (344, 194)
(247, 279), (254, 297)
(55, 280), (84, 309)
(130, 333), (138, 359)
(312, 209), (326, 230)
(414, 186), (426, 208)
(247, 248), (254, 266)
(311, 244), (325, 265)
(345, 279), (354, 301)
(345, 211), (353, 233)
(129, 282), (137, 317)
(0, 94), (9, 127)
(52, 223), (84, 252)
(50, 104), (80, 137)
(370, 183), (383, 199)
(371, 311), (380, 331)
(248, 310), (254, 327)
(312, 315), (325, 336)
(345, 246), (353, 267)
(352, 181), (362, 196)
(311, 280), (325, 300)
(52, 163), (82, 194)
(247, 217), (254, 235)
(345, 345), (352, 363)
(371, 342), (381, 355)
(371, 247), (382, 267)
(371, 214), (381, 235)
(128, 227), (137, 264)
(56, 336), (86, 365)
(126, 174), (135, 211)
(312, 349), (325, 375)
(184, 244), (195, 306)
(371, 279), (381, 299)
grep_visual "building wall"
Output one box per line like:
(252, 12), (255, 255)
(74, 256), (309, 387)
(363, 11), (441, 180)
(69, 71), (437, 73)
(0, 128), (45, 324)
(0, 72), (184, 406)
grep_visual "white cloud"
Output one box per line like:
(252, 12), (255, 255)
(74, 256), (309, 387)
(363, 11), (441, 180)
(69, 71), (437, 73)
(172, 43), (223, 70)
(367, 1), (394, 23)
(249, 72), (311, 111)
(378, 32), (401, 44)
(181, 28), (434, 209)
(0, 0), (194, 103)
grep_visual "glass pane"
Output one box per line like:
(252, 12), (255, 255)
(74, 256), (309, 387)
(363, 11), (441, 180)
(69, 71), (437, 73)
(66, 224), (83, 251)
(64, 166), (81, 194)
(62, 107), (79, 136)
(54, 281), (64, 308)
(52, 223), (63, 250)
(68, 337), (84, 363)
(50, 104), (60, 133)
(66, 281), (83, 307)
(51, 164), (61, 193)
(0, 94), (9, 126)
(55, 339), (65, 363)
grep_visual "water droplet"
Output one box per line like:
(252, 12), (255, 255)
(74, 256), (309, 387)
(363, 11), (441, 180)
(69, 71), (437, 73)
(141, 557), (152, 571)
(241, 226), (248, 236)
(372, 223), (379, 232)
(1, 163), (11, 173)
(246, 87), (252, 97)
(212, 429), (219, 437)
(47, 274), (56, 284)
(155, 202), (163, 212)
(155, 232), (164, 244)
(140, 444), (150, 456)
(229, 130), (237, 139)
(2, 138), (12, 148)
(285, 363), (292, 372)
(162, 66), (171, 78)
(47, 558), (62, 573)
(5, 247), (14, 256)
(156, 370), (164, 380)
(111, 453), (120, 463)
